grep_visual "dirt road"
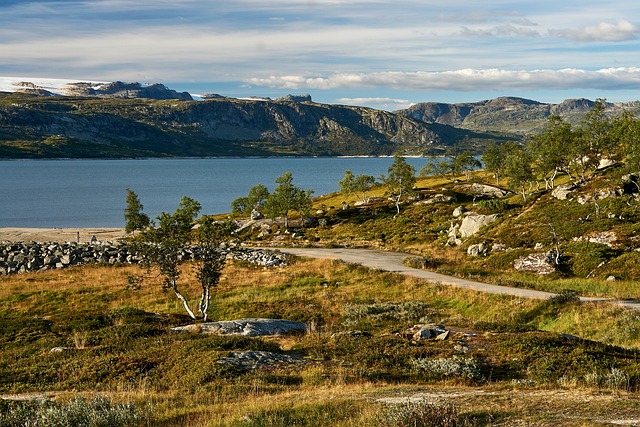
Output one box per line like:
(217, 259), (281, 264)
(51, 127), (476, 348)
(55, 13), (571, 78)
(275, 247), (640, 311)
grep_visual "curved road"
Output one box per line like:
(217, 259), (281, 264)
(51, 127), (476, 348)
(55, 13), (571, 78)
(273, 247), (640, 311)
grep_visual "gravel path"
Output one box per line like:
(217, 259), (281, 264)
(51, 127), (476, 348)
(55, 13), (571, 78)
(275, 247), (640, 311)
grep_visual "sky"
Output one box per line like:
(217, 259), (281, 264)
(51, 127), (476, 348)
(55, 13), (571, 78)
(1, 0), (640, 110)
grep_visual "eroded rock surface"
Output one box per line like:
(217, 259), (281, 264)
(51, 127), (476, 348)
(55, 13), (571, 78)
(171, 318), (307, 336)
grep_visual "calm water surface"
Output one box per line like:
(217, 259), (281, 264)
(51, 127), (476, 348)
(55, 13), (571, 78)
(0, 157), (428, 227)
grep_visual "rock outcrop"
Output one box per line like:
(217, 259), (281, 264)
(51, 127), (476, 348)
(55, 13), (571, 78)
(63, 81), (193, 100)
(459, 213), (500, 238)
(513, 251), (557, 275)
(216, 351), (304, 370)
(171, 318), (307, 336)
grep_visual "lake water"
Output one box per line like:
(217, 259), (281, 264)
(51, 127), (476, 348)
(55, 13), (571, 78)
(0, 157), (429, 228)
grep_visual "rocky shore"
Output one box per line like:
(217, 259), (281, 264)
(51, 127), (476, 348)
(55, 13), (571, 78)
(0, 241), (289, 275)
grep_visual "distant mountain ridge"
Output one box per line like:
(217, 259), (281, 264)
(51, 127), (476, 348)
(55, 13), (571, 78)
(397, 96), (640, 134)
(1, 78), (639, 159)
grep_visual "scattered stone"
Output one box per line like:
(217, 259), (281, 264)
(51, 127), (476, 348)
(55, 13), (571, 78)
(0, 242), (289, 275)
(452, 206), (465, 218)
(606, 275), (617, 281)
(418, 194), (457, 205)
(216, 351), (304, 370)
(331, 330), (372, 338)
(573, 231), (618, 248)
(489, 244), (506, 254)
(467, 242), (488, 257)
(50, 347), (72, 353)
(459, 213), (499, 238)
(407, 324), (448, 341)
(250, 209), (264, 220)
(436, 330), (450, 340)
(551, 183), (575, 200)
(172, 318), (307, 336)
(513, 251), (557, 275)
(461, 183), (510, 198)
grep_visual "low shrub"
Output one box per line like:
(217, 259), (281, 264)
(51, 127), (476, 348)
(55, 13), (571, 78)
(0, 395), (152, 427)
(377, 400), (470, 427)
(412, 355), (484, 382)
(342, 301), (433, 329)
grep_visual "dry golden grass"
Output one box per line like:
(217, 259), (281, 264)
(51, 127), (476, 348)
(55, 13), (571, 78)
(2, 258), (640, 426)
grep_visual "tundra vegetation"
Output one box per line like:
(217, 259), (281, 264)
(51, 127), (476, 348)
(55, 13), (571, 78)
(3, 101), (640, 426)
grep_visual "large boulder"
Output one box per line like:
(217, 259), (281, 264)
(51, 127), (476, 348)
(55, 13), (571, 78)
(461, 183), (510, 198)
(459, 213), (499, 238)
(513, 251), (557, 275)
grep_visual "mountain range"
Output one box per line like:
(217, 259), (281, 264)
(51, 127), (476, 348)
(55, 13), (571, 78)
(1, 78), (638, 159)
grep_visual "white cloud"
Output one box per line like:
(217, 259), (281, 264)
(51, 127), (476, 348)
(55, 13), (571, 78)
(460, 24), (540, 38)
(248, 68), (640, 91)
(337, 97), (414, 110)
(550, 19), (640, 42)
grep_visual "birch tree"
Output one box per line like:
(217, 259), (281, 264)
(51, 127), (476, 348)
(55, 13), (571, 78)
(383, 154), (416, 215)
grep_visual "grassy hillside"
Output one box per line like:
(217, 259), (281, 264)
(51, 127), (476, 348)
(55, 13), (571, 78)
(3, 160), (640, 425)
(235, 164), (640, 300)
(2, 250), (640, 425)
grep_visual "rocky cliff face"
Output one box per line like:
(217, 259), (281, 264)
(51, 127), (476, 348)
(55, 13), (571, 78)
(398, 96), (640, 135)
(63, 81), (193, 100)
(0, 93), (450, 158)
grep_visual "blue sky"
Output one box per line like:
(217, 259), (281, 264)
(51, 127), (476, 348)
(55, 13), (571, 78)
(1, 0), (640, 110)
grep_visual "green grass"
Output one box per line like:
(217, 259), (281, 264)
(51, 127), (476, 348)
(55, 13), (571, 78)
(0, 259), (639, 427)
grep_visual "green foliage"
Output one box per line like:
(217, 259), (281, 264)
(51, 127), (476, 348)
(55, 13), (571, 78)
(342, 301), (433, 329)
(263, 172), (314, 228)
(0, 396), (152, 427)
(123, 188), (150, 234)
(474, 198), (508, 213)
(232, 183), (270, 216)
(383, 154), (416, 214)
(338, 170), (376, 203)
(132, 195), (234, 320)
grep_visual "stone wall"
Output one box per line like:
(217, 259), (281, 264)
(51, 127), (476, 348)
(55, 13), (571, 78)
(0, 241), (288, 275)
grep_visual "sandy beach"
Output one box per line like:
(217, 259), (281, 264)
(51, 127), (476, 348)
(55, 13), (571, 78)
(0, 227), (128, 243)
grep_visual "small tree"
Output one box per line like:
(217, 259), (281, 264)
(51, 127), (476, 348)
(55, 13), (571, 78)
(124, 189), (150, 235)
(339, 170), (376, 204)
(452, 150), (481, 181)
(231, 183), (270, 216)
(132, 197), (203, 320)
(193, 217), (237, 321)
(528, 116), (575, 187)
(383, 154), (416, 215)
(264, 172), (313, 228)
(504, 148), (534, 202)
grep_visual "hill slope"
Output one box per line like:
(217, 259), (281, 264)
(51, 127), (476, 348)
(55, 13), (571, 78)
(397, 96), (640, 135)
(0, 92), (510, 158)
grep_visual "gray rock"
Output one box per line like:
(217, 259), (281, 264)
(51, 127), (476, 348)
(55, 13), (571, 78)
(462, 183), (510, 198)
(250, 209), (264, 220)
(513, 251), (557, 275)
(407, 324), (447, 341)
(467, 242), (488, 257)
(452, 206), (465, 218)
(573, 231), (618, 248)
(216, 351), (304, 370)
(172, 318), (307, 336)
(551, 183), (575, 200)
(459, 213), (499, 238)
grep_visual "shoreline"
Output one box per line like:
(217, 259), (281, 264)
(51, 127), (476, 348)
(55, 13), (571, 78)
(0, 227), (127, 243)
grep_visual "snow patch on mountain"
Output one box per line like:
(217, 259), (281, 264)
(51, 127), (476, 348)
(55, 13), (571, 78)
(0, 76), (107, 95)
